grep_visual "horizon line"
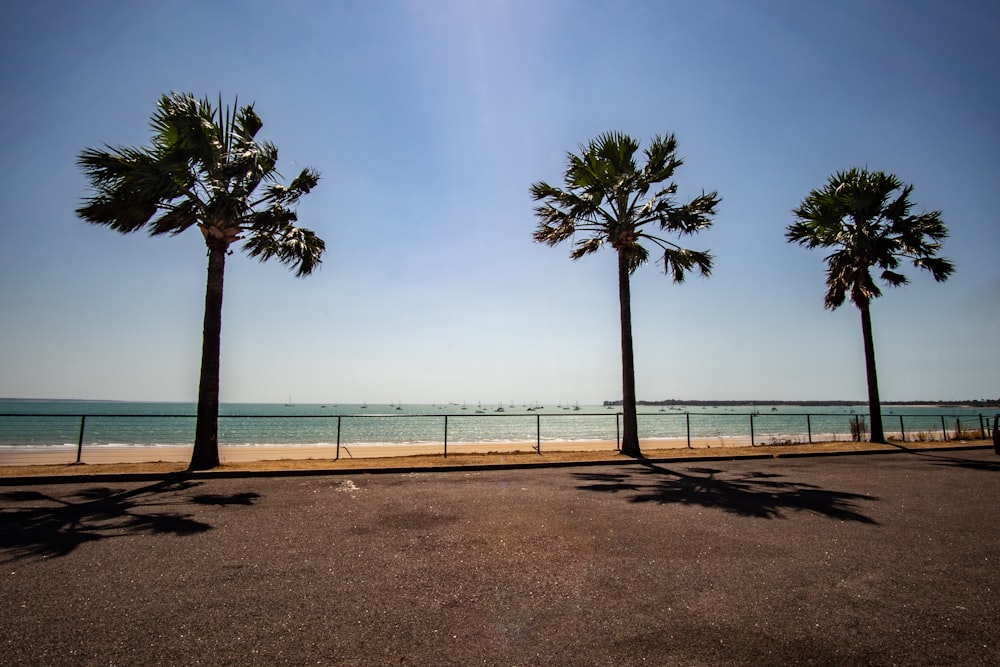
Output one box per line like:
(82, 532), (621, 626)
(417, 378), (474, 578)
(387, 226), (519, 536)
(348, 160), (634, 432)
(2, 397), (998, 406)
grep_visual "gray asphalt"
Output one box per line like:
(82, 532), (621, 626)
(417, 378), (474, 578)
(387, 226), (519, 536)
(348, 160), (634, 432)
(1, 448), (998, 666)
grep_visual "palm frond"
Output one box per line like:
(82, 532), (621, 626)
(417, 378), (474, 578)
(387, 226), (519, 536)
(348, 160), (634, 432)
(661, 247), (713, 283)
(642, 134), (682, 183)
(879, 270), (909, 287)
(657, 191), (720, 234)
(570, 236), (603, 260)
(913, 255), (955, 282)
(75, 145), (181, 233)
(150, 200), (200, 236)
(243, 225), (325, 277)
(625, 243), (650, 274)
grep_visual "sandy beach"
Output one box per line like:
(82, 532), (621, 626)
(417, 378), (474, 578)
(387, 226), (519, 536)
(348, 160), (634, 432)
(0, 438), (637, 466)
(1, 436), (989, 478)
(0, 432), (822, 467)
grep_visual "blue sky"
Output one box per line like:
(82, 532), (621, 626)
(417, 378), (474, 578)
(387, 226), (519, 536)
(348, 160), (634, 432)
(1, 0), (997, 404)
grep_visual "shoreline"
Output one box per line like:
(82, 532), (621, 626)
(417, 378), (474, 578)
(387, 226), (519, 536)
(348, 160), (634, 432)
(0, 436), (988, 470)
(0, 439), (629, 466)
(0, 426), (956, 467)
(0, 433), (847, 466)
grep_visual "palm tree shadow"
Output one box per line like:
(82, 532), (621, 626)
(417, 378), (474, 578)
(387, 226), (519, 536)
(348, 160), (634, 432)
(886, 445), (1000, 472)
(930, 457), (1000, 472)
(575, 462), (878, 523)
(0, 480), (261, 562)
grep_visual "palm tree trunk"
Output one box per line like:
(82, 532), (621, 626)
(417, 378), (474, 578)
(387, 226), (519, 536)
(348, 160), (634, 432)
(189, 242), (226, 470)
(859, 303), (886, 444)
(617, 251), (641, 458)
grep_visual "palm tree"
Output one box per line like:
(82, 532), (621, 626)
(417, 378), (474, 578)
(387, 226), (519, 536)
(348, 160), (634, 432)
(77, 92), (326, 470)
(531, 132), (720, 458)
(787, 168), (953, 443)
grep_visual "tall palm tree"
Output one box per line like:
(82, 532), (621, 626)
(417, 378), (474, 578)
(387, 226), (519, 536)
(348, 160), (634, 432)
(531, 132), (720, 458)
(787, 167), (953, 443)
(77, 92), (326, 470)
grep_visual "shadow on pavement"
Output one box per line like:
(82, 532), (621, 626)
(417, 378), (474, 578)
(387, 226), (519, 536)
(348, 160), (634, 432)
(0, 480), (260, 562)
(886, 444), (1000, 472)
(575, 461), (878, 522)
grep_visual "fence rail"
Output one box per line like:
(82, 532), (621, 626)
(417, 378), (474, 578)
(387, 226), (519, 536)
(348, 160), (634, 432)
(1, 411), (996, 464)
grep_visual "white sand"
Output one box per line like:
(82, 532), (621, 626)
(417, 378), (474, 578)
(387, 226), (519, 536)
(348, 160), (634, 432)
(0, 437), (757, 466)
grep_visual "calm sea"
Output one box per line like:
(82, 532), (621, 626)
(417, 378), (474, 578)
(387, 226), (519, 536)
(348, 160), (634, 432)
(0, 400), (991, 449)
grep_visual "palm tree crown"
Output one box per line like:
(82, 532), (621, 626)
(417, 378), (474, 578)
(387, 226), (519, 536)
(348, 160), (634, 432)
(77, 92), (324, 276)
(532, 131), (719, 279)
(786, 167), (953, 309)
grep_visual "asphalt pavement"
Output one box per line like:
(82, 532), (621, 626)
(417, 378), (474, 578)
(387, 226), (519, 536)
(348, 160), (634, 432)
(1, 447), (998, 665)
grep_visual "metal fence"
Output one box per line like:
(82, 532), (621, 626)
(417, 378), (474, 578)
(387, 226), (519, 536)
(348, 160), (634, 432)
(1, 410), (996, 463)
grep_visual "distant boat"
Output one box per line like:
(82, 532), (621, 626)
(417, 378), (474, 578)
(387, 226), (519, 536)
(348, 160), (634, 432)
(284, 396), (293, 407)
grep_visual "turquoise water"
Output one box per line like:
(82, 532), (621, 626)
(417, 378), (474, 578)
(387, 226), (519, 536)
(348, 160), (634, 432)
(0, 400), (992, 448)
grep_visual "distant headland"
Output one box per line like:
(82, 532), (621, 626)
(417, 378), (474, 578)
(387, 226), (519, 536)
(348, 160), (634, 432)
(602, 399), (1000, 408)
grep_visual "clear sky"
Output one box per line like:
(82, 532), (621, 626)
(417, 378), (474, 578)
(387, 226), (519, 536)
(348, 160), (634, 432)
(1, 0), (997, 405)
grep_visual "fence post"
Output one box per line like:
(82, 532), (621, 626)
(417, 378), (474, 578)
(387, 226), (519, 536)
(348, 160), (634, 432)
(993, 414), (999, 454)
(899, 415), (906, 443)
(335, 416), (341, 460)
(806, 414), (812, 444)
(75, 415), (87, 464)
(750, 413), (755, 446)
(616, 413), (621, 451)
(536, 414), (541, 454)
(686, 412), (691, 448)
(443, 415), (448, 459)
(940, 415), (948, 441)
(979, 414), (985, 439)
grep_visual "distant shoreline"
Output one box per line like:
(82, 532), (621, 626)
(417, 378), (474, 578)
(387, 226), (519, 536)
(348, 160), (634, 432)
(603, 399), (1000, 408)
(2, 397), (998, 410)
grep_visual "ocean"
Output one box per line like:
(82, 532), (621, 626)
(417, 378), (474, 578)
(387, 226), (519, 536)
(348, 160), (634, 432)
(0, 400), (992, 450)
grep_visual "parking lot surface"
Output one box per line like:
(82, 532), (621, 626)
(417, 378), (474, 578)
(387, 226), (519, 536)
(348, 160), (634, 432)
(2, 448), (998, 665)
